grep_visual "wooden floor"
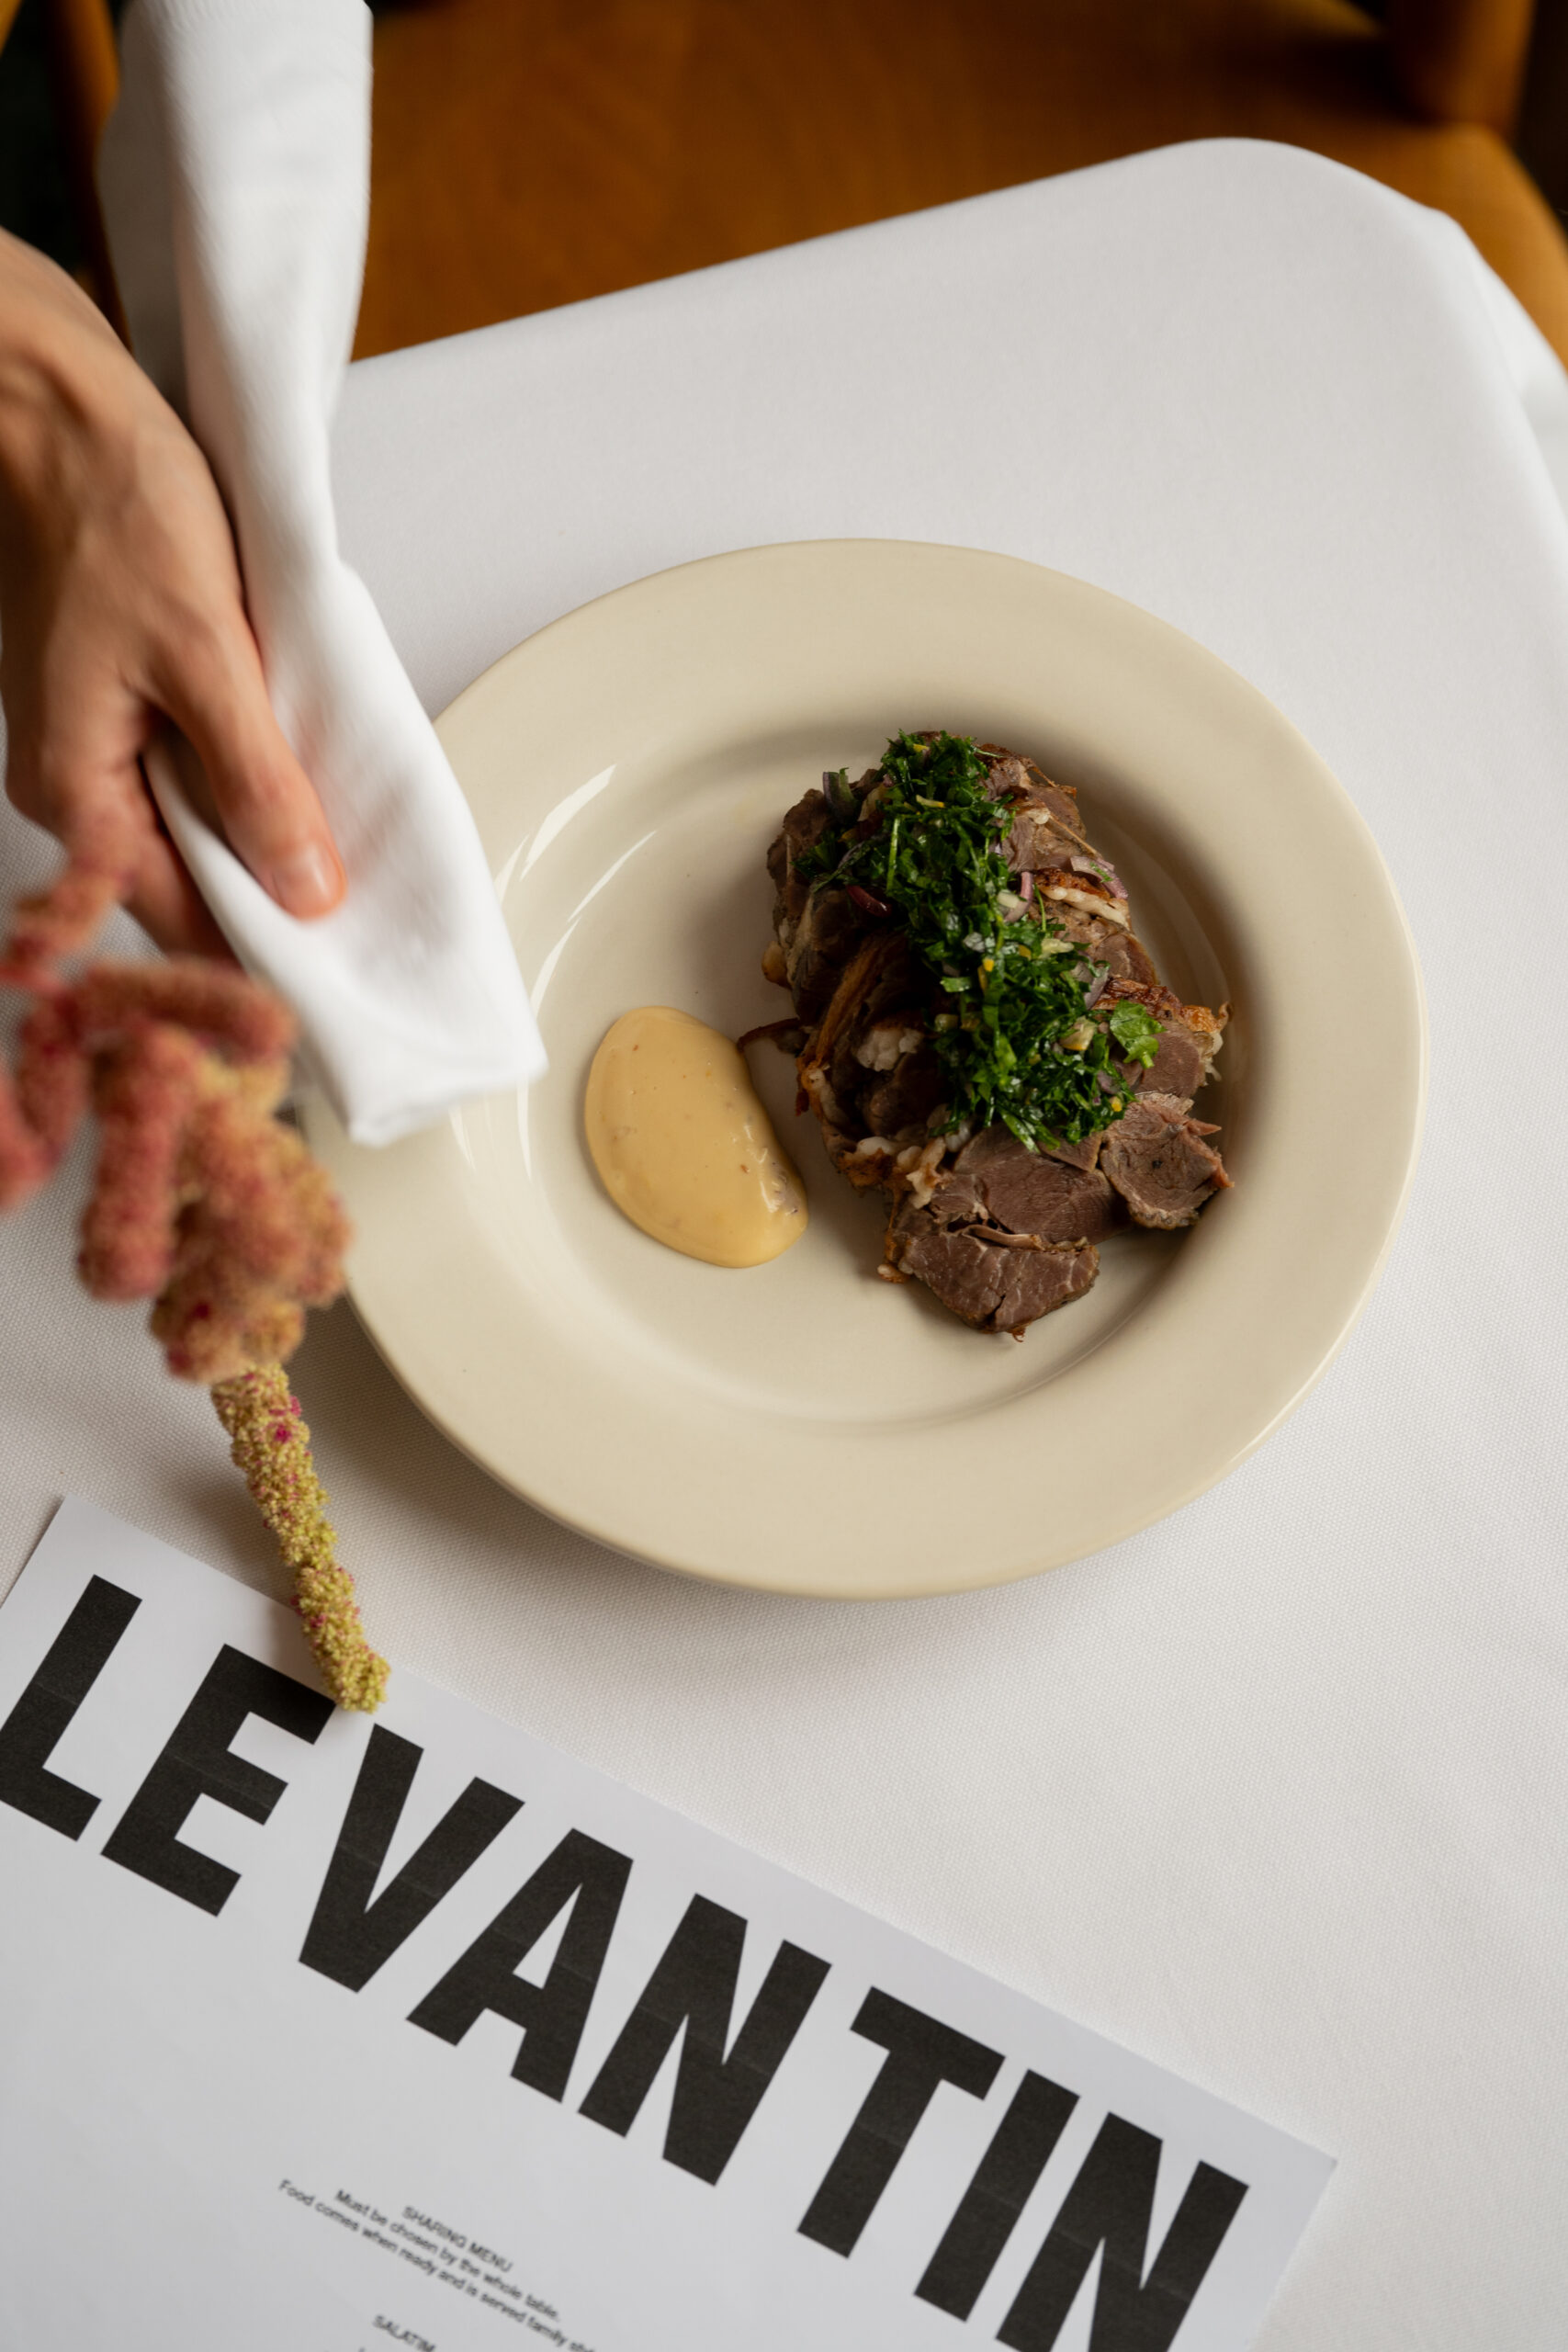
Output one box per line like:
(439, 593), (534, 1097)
(357, 0), (1568, 363)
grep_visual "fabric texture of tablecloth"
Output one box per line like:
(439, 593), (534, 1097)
(3, 139), (1565, 2346)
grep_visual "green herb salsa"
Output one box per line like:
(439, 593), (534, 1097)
(795, 730), (1162, 1152)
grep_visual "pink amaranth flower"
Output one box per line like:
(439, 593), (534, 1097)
(79, 1025), (205, 1301)
(0, 800), (141, 985)
(2, 859), (345, 1381)
(0, 835), (384, 1713)
(211, 1365), (388, 1713)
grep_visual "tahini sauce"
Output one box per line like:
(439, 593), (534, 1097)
(585, 1007), (807, 1268)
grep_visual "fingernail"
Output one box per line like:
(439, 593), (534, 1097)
(269, 842), (343, 918)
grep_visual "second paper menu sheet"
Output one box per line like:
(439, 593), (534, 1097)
(0, 1499), (1333, 2352)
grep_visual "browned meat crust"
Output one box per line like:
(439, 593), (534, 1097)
(762, 743), (1232, 1334)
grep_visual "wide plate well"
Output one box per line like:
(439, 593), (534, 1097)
(307, 542), (1426, 1596)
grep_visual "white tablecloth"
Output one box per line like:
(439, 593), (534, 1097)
(4, 139), (1566, 2345)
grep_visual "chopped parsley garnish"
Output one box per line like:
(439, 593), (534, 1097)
(797, 730), (1160, 1148)
(1107, 1001), (1163, 1068)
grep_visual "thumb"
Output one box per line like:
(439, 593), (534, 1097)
(157, 623), (346, 921)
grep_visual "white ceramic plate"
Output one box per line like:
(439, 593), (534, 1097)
(307, 542), (1426, 1597)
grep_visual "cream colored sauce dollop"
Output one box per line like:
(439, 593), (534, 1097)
(585, 1007), (808, 1268)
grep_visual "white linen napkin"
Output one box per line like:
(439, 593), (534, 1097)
(96, 0), (546, 1146)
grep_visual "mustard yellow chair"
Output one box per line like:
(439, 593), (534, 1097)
(8, 0), (1568, 366)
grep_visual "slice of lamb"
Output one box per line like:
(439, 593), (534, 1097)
(893, 1209), (1099, 1331)
(982, 750), (1086, 831)
(983, 752), (1032, 801)
(893, 1219), (1005, 1324)
(922, 1170), (988, 1226)
(1043, 1131), (1102, 1172)
(980, 748), (1093, 869)
(1097, 929), (1160, 988)
(831, 1004), (922, 1104)
(989, 1238), (1100, 1330)
(1032, 898), (1156, 986)
(786, 886), (868, 1021)
(861, 936), (924, 1020)
(1100, 1092), (1231, 1230)
(1004, 805), (1073, 875)
(950, 1125), (1122, 1243)
(1136, 1023), (1207, 1105)
(768, 788), (832, 928)
(828, 1025), (865, 1102)
(861, 1047), (945, 1140)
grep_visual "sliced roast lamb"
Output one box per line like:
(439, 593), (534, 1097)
(761, 736), (1232, 1335)
(942, 1125), (1122, 1247)
(1098, 1094), (1228, 1230)
(891, 1215), (1100, 1334)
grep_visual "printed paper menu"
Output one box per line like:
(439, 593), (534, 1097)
(0, 1499), (1333, 2350)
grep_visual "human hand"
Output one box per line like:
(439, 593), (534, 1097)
(0, 231), (345, 956)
